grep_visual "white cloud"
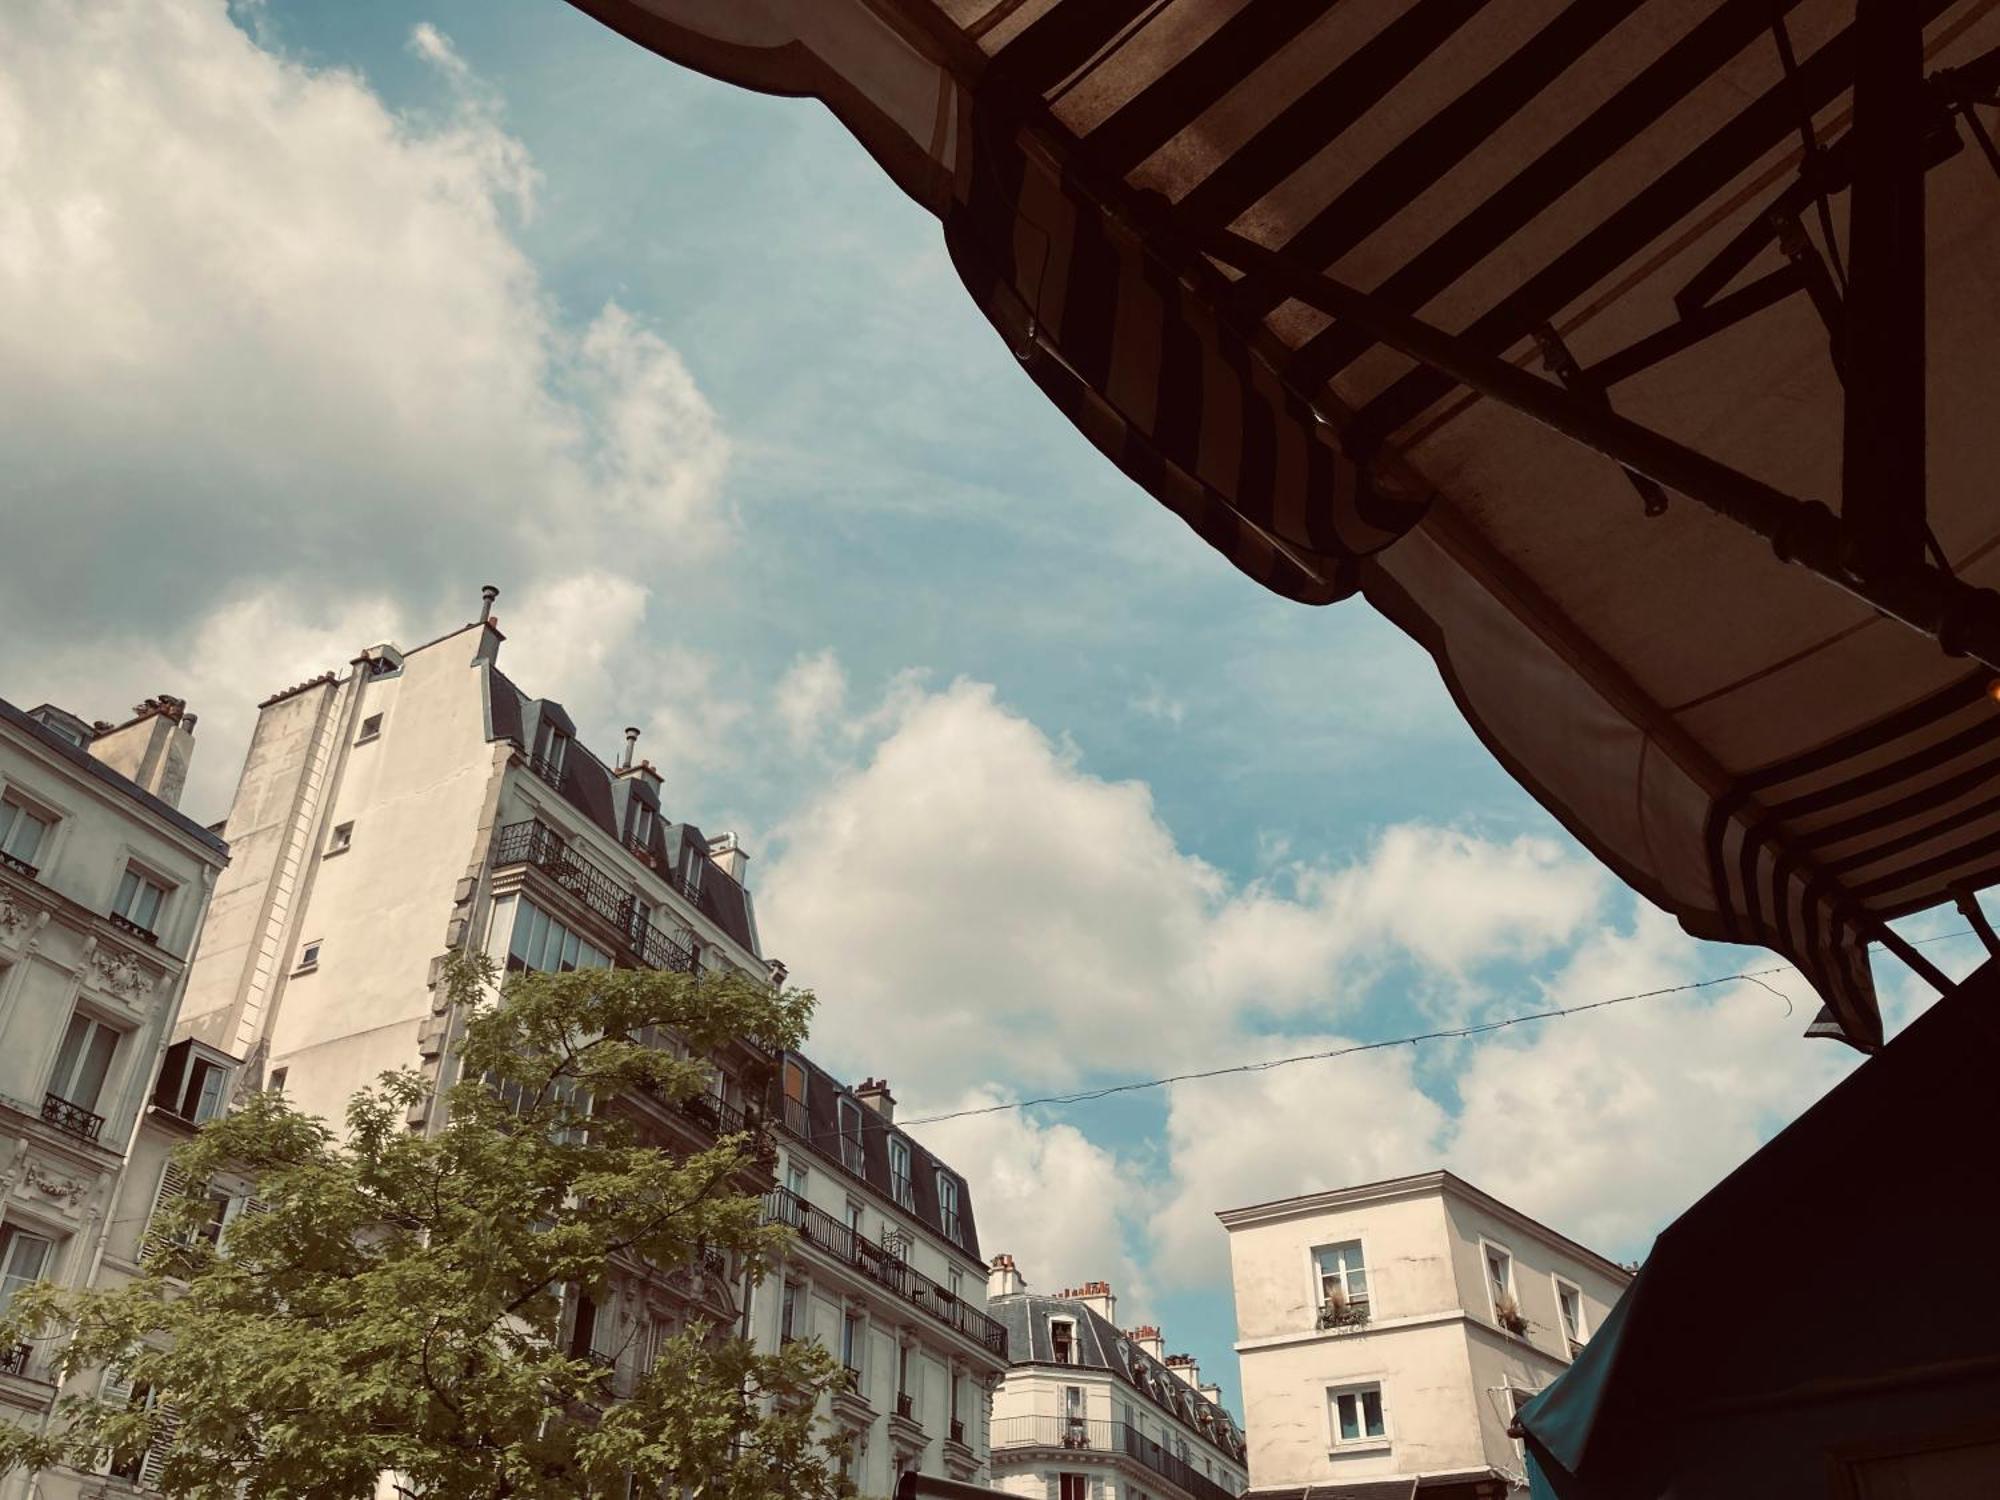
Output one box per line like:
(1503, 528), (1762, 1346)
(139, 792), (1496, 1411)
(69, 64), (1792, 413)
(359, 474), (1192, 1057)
(0, 0), (730, 782)
(760, 676), (1610, 1100)
(775, 649), (849, 751)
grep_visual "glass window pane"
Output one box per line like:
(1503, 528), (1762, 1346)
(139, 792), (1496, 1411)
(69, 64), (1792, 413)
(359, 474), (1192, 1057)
(1348, 1269), (1368, 1300)
(1337, 1394), (1359, 1441)
(75, 1023), (119, 1111)
(523, 905), (550, 970)
(559, 929), (582, 972)
(0, 802), (14, 848)
(134, 880), (163, 929)
(51, 1014), (89, 1098)
(1362, 1390), (1384, 1436)
(115, 869), (140, 916)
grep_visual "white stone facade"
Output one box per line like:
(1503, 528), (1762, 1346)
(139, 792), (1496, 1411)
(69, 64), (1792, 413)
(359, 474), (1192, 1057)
(1219, 1171), (1630, 1499)
(0, 695), (230, 1499)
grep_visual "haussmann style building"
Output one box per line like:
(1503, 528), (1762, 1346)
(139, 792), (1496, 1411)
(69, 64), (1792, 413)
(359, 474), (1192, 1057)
(985, 1261), (1248, 1500)
(159, 589), (1005, 1496)
(1218, 1171), (1631, 1500)
(0, 693), (233, 1499)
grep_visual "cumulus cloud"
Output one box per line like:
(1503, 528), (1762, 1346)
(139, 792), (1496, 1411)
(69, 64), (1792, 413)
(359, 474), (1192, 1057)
(760, 672), (1609, 1097)
(0, 0), (730, 775)
(775, 649), (849, 751)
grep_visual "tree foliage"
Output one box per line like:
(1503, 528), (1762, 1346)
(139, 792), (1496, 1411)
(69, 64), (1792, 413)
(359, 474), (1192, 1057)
(0, 953), (855, 1499)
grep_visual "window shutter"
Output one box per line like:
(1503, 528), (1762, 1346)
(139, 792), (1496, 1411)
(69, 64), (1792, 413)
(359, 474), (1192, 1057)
(138, 1402), (180, 1489)
(141, 1162), (190, 1263)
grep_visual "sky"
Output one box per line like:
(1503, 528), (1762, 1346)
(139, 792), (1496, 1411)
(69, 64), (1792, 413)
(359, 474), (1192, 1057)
(0, 0), (1982, 1420)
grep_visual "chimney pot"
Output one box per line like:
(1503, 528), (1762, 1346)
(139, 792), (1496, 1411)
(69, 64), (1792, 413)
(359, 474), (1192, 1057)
(987, 1252), (1024, 1298)
(621, 726), (640, 770)
(479, 584), (499, 621)
(855, 1077), (896, 1123)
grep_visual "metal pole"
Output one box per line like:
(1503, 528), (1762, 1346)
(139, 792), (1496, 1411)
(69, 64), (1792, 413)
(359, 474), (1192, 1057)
(1195, 227), (2000, 673)
(1841, 0), (1929, 572)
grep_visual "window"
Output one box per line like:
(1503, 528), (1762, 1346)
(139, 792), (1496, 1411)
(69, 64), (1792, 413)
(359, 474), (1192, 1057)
(845, 1200), (864, 1247)
(326, 822), (354, 856)
(506, 899), (612, 973)
(948, 1267), (963, 1303)
(0, 1226), (53, 1315)
(532, 718), (570, 781)
(1051, 1318), (1074, 1365)
(356, 714), (383, 743)
(836, 1096), (865, 1174)
(0, 794), (53, 869)
(1060, 1476), (1090, 1500)
(1329, 1383), (1388, 1446)
(1485, 1244), (1515, 1318)
(1063, 1384), (1085, 1442)
(112, 864), (169, 931)
(840, 1309), (863, 1378)
(629, 803), (656, 847)
(781, 1058), (808, 1133)
(50, 1012), (120, 1113)
(780, 1282), (801, 1344)
(889, 1136), (914, 1209)
(568, 1290), (599, 1359)
(627, 895), (653, 944)
(177, 1057), (228, 1124)
(645, 1314), (674, 1372)
(681, 848), (705, 901)
(785, 1161), (808, 1201)
(268, 1067), (288, 1093)
(1555, 1278), (1587, 1352)
(937, 1171), (962, 1243)
(297, 940), (321, 971)
(1314, 1240), (1369, 1321)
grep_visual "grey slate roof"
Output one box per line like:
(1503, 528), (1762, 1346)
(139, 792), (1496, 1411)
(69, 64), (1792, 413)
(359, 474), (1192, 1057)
(989, 1292), (1246, 1454)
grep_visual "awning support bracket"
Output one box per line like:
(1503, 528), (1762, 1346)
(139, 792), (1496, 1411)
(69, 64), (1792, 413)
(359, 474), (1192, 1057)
(1951, 884), (2000, 960)
(1531, 323), (1670, 516)
(1195, 225), (2000, 675)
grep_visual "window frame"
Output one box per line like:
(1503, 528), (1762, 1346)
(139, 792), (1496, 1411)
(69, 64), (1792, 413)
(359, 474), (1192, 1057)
(296, 940), (322, 973)
(840, 1307), (864, 1379)
(888, 1135), (914, 1210)
(49, 1009), (123, 1114)
(1326, 1380), (1391, 1450)
(325, 821), (354, 857)
(532, 718), (570, 779)
(0, 1224), (56, 1317)
(1051, 1316), (1075, 1366)
(1311, 1238), (1370, 1320)
(936, 1171), (962, 1243)
(355, 713), (384, 744)
(112, 861), (172, 933)
(1481, 1239), (1516, 1325)
(836, 1095), (865, 1175)
(1552, 1274), (1587, 1351)
(0, 789), (58, 869)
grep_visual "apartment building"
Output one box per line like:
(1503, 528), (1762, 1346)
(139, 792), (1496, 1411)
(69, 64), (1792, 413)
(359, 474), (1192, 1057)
(986, 1263), (1248, 1500)
(758, 1064), (1009, 1493)
(0, 694), (229, 1496)
(1219, 1171), (1630, 1500)
(167, 591), (1004, 1490)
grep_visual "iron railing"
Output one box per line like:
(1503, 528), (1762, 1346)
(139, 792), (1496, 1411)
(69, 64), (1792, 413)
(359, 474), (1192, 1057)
(492, 820), (695, 974)
(42, 1093), (105, 1143)
(991, 1417), (1242, 1500)
(527, 753), (566, 789)
(106, 911), (158, 945)
(949, 1419), (966, 1446)
(0, 1343), (30, 1377)
(761, 1188), (1007, 1357)
(0, 852), (38, 880)
(895, 1391), (915, 1420)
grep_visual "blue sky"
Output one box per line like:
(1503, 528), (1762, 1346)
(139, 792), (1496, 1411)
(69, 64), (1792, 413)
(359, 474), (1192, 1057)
(0, 0), (1979, 1422)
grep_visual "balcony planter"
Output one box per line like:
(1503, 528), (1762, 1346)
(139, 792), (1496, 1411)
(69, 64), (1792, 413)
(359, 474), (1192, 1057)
(1317, 1294), (1370, 1330)
(1494, 1295), (1531, 1337)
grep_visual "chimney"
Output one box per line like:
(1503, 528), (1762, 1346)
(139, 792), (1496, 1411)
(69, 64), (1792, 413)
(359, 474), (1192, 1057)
(1131, 1324), (1165, 1361)
(1166, 1354), (1201, 1388)
(1064, 1280), (1116, 1325)
(1199, 1382), (1224, 1408)
(708, 831), (750, 883)
(619, 726), (640, 771)
(471, 586), (504, 665)
(89, 696), (196, 809)
(855, 1077), (895, 1123)
(988, 1253), (1024, 1298)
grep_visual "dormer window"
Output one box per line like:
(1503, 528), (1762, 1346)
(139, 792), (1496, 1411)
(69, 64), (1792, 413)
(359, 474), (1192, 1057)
(1051, 1318), (1074, 1365)
(629, 803), (656, 849)
(936, 1171), (961, 1244)
(681, 848), (705, 902)
(530, 719), (569, 786)
(836, 1096), (865, 1175)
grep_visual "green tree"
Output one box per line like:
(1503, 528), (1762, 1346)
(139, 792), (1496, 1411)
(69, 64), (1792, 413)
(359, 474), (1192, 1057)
(0, 954), (855, 1499)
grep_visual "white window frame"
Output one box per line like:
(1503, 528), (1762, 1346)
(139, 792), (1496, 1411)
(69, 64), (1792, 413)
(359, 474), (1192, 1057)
(836, 1096), (865, 1175)
(532, 718), (569, 778)
(48, 1009), (123, 1115)
(112, 862), (172, 932)
(325, 821), (354, 857)
(888, 1135), (914, 1210)
(936, 1171), (961, 1243)
(0, 1224), (56, 1316)
(1051, 1316), (1076, 1366)
(296, 940), (322, 973)
(1326, 1380), (1391, 1451)
(0, 789), (58, 869)
(840, 1307), (864, 1379)
(1552, 1274), (1587, 1351)
(356, 713), (384, 743)
(630, 804), (656, 847)
(1310, 1238), (1370, 1319)
(1480, 1239), (1516, 1325)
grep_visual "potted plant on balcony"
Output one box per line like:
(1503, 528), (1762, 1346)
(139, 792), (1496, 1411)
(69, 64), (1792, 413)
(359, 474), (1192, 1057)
(1494, 1294), (1531, 1336)
(1317, 1290), (1368, 1329)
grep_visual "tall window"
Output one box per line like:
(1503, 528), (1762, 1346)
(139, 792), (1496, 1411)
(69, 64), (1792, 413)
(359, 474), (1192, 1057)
(840, 1309), (863, 1377)
(889, 1136), (914, 1210)
(0, 795), (53, 868)
(844, 1200), (864, 1249)
(785, 1161), (808, 1201)
(836, 1096), (865, 1174)
(1485, 1245), (1515, 1316)
(782, 1058), (808, 1134)
(112, 864), (169, 931)
(507, 899), (611, 973)
(1064, 1384), (1084, 1435)
(936, 1172), (961, 1243)
(1555, 1279), (1586, 1351)
(629, 803), (656, 848)
(1051, 1318), (1074, 1365)
(1315, 1240), (1369, 1318)
(1059, 1476), (1090, 1500)
(0, 1226), (53, 1315)
(50, 1012), (119, 1112)
(532, 718), (569, 780)
(1329, 1383), (1388, 1445)
(780, 1282), (801, 1344)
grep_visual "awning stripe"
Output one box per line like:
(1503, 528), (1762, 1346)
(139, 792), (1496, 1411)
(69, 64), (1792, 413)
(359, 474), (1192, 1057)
(993, 0), (1163, 97)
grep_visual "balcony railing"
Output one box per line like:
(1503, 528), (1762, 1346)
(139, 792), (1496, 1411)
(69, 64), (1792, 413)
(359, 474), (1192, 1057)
(528, 753), (566, 789)
(761, 1188), (1007, 1357)
(949, 1419), (966, 1447)
(492, 820), (695, 974)
(42, 1093), (105, 1143)
(106, 911), (158, 945)
(0, 1343), (30, 1377)
(992, 1416), (1241, 1500)
(0, 851), (38, 881)
(895, 1391), (915, 1420)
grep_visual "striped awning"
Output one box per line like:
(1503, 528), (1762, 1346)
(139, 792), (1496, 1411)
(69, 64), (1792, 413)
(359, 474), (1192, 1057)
(566, 0), (2000, 1050)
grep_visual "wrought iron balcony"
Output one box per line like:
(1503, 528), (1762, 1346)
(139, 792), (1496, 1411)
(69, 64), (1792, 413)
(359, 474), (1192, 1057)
(0, 851), (38, 881)
(528, 753), (566, 789)
(491, 820), (695, 975)
(991, 1416), (1241, 1500)
(760, 1188), (1007, 1357)
(0, 1343), (30, 1377)
(895, 1391), (915, 1420)
(949, 1419), (965, 1447)
(42, 1093), (105, 1143)
(106, 911), (158, 945)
